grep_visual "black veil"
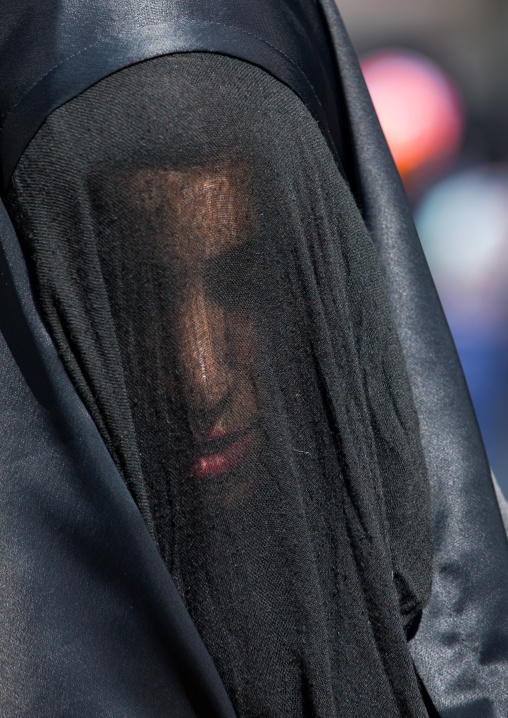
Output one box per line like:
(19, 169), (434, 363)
(1, 1), (508, 716)
(6, 53), (431, 717)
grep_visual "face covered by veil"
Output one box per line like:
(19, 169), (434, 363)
(4, 53), (433, 717)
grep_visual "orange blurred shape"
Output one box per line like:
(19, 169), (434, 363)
(361, 50), (463, 185)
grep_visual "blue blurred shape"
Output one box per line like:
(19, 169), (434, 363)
(416, 167), (508, 493)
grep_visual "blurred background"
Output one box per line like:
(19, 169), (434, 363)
(339, 0), (508, 496)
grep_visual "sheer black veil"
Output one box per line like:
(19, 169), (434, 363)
(5, 54), (431, 717)
(1, 1), (508, 716)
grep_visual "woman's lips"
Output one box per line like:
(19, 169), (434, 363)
(191, 428), (254, 479)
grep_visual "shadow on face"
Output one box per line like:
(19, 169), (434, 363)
(126, 161), (262, 489)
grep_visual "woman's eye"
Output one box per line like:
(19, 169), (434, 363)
(206, 238), (264, 303)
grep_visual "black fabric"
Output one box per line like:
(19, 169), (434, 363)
(3, 0), (508, 715)
(0, 0), (346, 189)
(0, 200), (237, 718)
(319, 3), (508, 714)
(5, 53), (432, 717)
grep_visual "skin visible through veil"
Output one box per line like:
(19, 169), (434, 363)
(5, 53), (432, 717)
(127, 165), (260, 495)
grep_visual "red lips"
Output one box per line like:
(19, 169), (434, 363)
(191, 428), (254, 479)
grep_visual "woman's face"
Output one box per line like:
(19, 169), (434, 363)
(130, 164), (260, 482)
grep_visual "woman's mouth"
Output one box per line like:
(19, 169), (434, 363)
(191, 427), (254, 479)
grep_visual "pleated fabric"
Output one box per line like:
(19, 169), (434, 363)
(5, 53), (432, 717)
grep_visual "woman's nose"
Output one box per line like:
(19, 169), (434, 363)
(177, 287), (233, 415)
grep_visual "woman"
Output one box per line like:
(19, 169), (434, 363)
(0, 1), (506, 716)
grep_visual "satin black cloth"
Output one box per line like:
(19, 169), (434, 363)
(1, 1), (508, 716)
(4, 52), (433, 717)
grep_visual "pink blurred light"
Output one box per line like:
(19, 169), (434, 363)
(361, 50), (464, 185)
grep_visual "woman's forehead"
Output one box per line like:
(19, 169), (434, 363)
(127, 163), (253, 262)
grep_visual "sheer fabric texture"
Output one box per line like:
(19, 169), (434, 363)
(5, 54), (432, 717)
